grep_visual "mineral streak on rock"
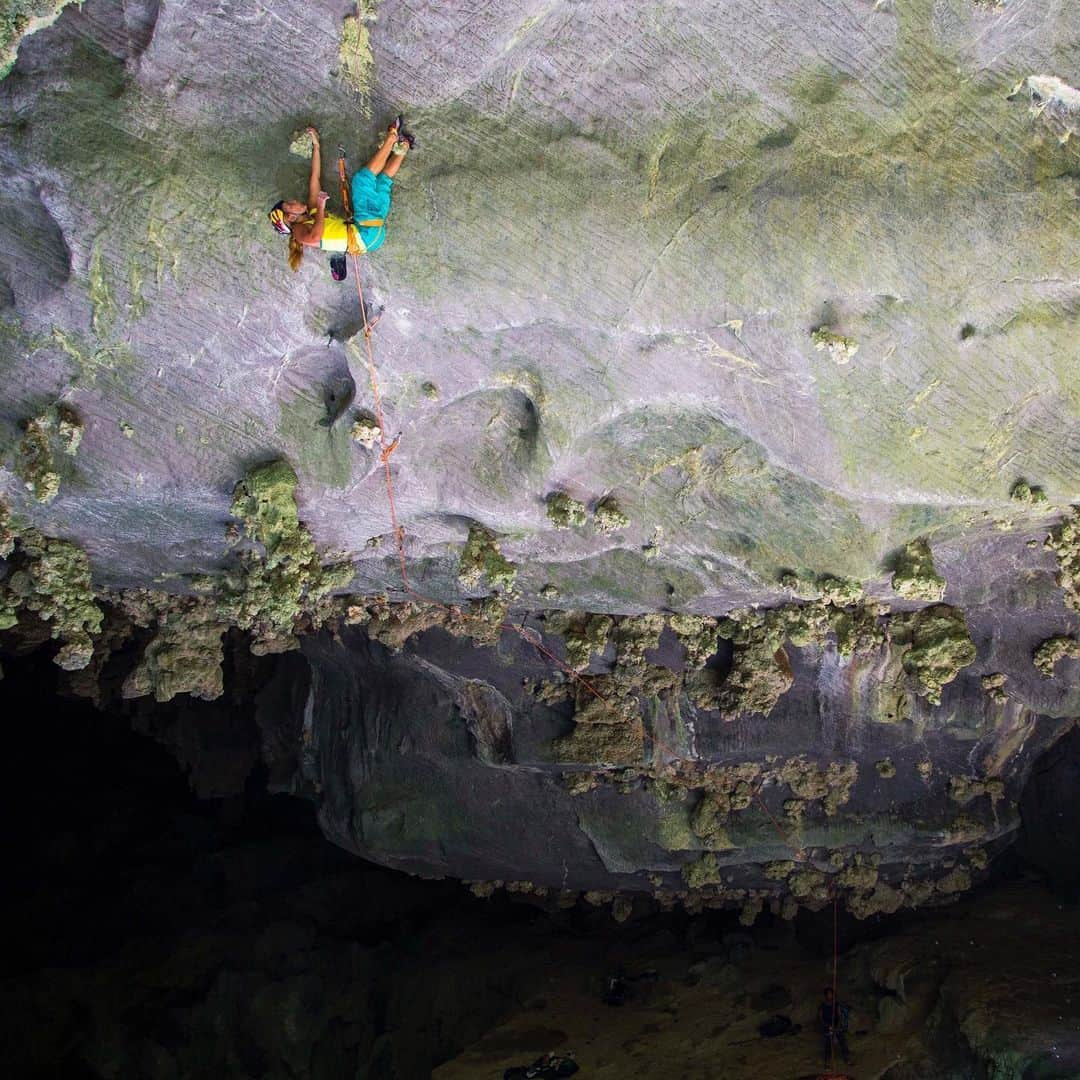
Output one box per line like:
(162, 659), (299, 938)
(891, 537), (946, 602)
(1033, 635), (1080, 677)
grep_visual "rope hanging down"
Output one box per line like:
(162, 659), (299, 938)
(338, 140), (621, 721)
(340, 165), (846, 1028)
(342, 165), (850, 1080)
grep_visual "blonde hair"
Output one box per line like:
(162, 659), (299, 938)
(287, 234), (304, 272)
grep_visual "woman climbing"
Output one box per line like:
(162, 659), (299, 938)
(268, 117), (414, 271)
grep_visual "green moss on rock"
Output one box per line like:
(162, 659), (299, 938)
(718, 638), (793, 717)
(15, 405), (82, 504)
(0, 0), (74, 78)
(837, 856), (879, 892)
(981, 672), (1008, 703)
(552, 714), (644, 766)
(545, 491), (587, 529)
(593, 496), (629, 534)
(811, 326), (858, 364)
(0, 528), (103, 669)
(545, 610), (612, 670)
(828, 601), (887, 657)
(668, 614), (719, 668)
(689, 794), (734, 850)
(613, 613), (666, 669)
(894, 604), (976, 704)
(350, 414), (381, 449)
(119, 594), (226, 703)
(551, 677), (645, 766)
(777, 756), (859, 816)
(891, 538), (946, 602)
(1033, 635), (1080, 677)
(948, 775), (1005, 805)
(816, 576), (864, 607)
(1010, 479), (1048, 506)
(788, 868), (829, 904)
(0, 499), (15, 559)
(682, 852), (724, 889)
(217, 459), (355, 651)
(458, 523), (517, 592)
(1046, 509), (1080, 612)
(764, 860), (795, 881)
(847, 882), (903, 920)
(338, 8), (375, 96)
(288, 129), (314, 158)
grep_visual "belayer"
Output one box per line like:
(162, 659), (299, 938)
(819, 986), (853, 1069)
(268, 117), (415, 271)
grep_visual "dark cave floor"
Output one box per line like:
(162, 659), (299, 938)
(2, 648), (1079, 1079)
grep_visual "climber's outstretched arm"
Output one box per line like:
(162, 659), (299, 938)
(306, 126), (323, 210)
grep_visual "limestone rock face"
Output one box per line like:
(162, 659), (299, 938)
(1, 0), (1079, 898)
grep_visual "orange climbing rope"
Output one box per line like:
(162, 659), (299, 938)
(346, 240), (617, 710)
(341, 157), (849, 1066)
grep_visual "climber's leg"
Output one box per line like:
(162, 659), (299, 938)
(382, 143), (409, 179)
(366, 121), (400, 176)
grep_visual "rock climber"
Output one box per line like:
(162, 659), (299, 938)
(268, 117), (414, 271)
(819, 986), (852, 1068)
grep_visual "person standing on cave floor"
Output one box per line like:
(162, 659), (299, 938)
(268, 117), (415, 270)
(818, 986), (853, 1069)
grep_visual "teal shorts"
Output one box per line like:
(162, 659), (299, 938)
(351, 167), (392, 252)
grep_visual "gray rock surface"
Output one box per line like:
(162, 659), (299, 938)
(2, 0), (1079, 901)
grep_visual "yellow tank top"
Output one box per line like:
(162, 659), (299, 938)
(307, 212), (383, 254)
(317, 213), (352, 253)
